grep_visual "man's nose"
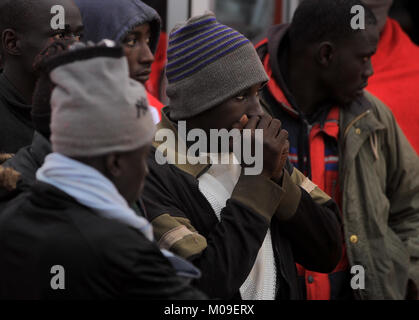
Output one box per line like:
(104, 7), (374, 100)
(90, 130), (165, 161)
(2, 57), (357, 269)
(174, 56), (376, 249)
(138, 42), (154, 64)
(247, 97), (265, 117)
(364, 59), (374, 78)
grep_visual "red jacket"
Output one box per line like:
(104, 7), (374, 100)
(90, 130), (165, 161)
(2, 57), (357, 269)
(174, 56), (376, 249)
(368, 18), (419, 155)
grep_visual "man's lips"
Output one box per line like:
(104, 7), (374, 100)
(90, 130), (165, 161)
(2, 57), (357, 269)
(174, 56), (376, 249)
(356, 82), (368, 95)
(133, 70), (151, 82)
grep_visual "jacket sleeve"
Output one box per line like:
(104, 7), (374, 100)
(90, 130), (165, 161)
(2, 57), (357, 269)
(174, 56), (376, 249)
(379, 102), (419, 296)
(143, 160), (287, 299)
(272, 163), (343, 273)
(111, 229), (207, 300)
(125, 244), (208, 299)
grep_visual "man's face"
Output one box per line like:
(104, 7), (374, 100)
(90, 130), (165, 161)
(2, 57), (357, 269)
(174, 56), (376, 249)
(117, 145), (151, 205)
(185, 83), (265, 153)
(122, 23), (154, 84)
(188, 83), (265, 133)
(326, 26), (379, 106)
(18, 0), (83, 75)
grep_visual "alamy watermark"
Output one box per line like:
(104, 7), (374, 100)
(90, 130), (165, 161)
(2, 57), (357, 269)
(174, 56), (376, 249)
(49, 4), (367, 31)
(351, 5), (366, 30)
(48, 264), (366, 291)
(350, 265), (365, 290)
(50, 265), (65, 290)
(154, 121), (264, 175)
(50, 5), (65, 30)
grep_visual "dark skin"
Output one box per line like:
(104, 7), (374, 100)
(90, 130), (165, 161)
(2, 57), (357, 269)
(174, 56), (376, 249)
(281, 25), (379, 116)
(184, 83), (290, 180)
(1, 0), (83, 104)
(122, 23), (154, 84)
(74, 145), (151, 206)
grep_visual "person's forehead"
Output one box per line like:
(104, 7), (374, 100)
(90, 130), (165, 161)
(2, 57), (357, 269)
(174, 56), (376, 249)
(30, 0), (82, 30)
(361, 0), (393, 10)
(130, 23), (151, 34)
(361, 26), (379, 49)
(343, 26), (379, 51)
(32, 1), (80, 21)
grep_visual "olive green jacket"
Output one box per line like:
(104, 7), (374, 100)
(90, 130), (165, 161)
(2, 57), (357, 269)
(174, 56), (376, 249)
(334, 91), (419, 299)
(262, 89), (419, 299)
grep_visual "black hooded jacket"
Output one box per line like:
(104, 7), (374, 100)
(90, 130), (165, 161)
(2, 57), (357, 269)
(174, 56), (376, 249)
(0, 181), (205, 299)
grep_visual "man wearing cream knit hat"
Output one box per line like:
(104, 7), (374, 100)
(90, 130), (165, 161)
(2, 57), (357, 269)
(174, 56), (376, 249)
(0, 44), (204, 299)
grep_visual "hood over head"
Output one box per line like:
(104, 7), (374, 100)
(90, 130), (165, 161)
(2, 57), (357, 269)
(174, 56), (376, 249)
(73, 0), (161, 53)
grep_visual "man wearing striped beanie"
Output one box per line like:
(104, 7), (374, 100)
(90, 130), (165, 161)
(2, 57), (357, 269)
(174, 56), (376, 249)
(142, 12), (342, 300)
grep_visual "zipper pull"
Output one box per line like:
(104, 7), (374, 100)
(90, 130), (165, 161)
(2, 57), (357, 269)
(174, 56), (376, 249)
(304, 120), (312, 135)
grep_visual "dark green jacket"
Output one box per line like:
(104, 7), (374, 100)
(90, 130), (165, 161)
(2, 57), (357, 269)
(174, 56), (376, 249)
(257, 24), (419, 299)
(262, 87), (419, 299)
(338, 91), (419, 299)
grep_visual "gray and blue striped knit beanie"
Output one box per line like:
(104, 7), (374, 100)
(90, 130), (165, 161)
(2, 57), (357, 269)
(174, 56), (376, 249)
(166, 12), (269, 120)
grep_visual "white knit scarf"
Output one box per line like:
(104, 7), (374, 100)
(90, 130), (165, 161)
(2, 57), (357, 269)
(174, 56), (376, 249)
(36, 153), (154, 241)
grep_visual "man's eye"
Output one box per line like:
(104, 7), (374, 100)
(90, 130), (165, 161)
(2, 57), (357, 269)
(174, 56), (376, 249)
(53, 33), (65, 40)
(235, 95), (246, 101)
(124, 38), (137, 47)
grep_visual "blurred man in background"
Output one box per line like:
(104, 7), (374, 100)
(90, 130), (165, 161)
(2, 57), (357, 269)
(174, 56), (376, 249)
(0, 0), (83, 153)
(364, 0), (419, 154)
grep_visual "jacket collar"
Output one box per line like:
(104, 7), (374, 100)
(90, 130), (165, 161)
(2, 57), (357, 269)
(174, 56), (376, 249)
(267, 24), (289, 89)
(339, 92), (386, 169)
(30, 132), (52, 168)
(340, 92), (385, 139)
(265, 24), (302, 117)
(152, 107), (211, 178)
(0, 73), (32, 125)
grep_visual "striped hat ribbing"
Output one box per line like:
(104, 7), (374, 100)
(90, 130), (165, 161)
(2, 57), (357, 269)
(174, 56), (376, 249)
(166, 12), (269, 120)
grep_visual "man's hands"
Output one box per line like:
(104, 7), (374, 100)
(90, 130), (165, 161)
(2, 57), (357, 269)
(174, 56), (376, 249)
(233, 114), (289, 181)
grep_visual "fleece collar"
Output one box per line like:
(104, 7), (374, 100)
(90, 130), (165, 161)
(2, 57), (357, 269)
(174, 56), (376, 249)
(152, 108), (211, 178)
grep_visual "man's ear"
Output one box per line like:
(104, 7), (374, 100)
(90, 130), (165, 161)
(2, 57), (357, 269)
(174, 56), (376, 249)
(316, 41), (335, 67)
(105, 153), (123, 178)
(2, 29), (21, 56)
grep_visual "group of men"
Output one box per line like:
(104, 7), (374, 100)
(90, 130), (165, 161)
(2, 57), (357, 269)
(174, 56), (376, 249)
(0, 0), (418, 300)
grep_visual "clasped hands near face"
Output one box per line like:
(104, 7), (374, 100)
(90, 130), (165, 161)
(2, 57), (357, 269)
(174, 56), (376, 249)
(232, 113), (290, 182)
